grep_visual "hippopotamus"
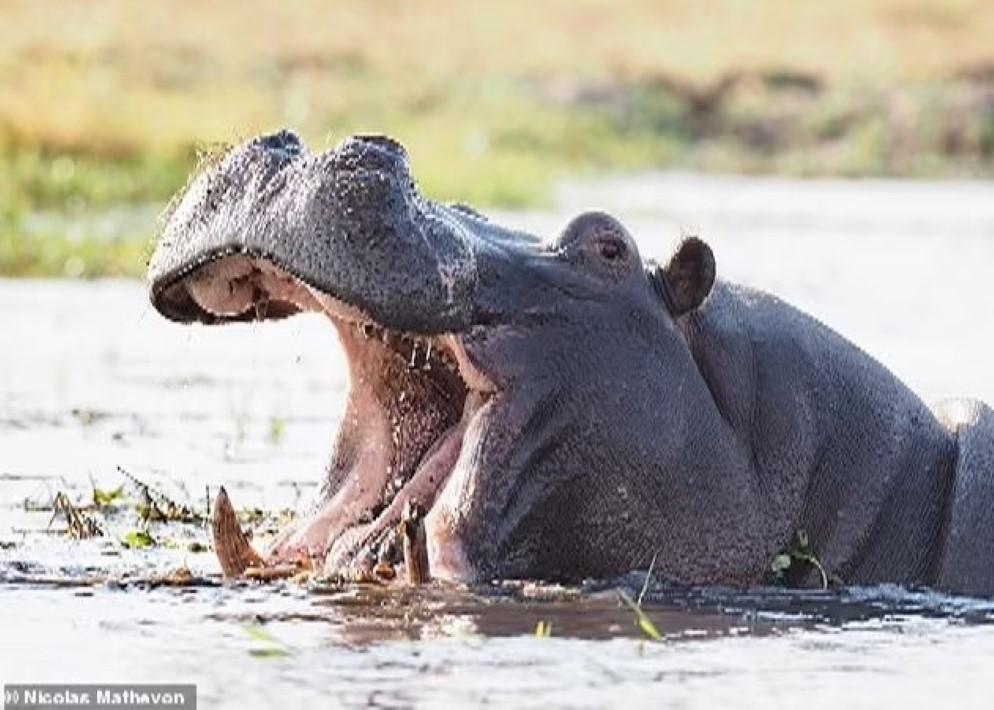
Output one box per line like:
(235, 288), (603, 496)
(148, 130), (994, 597)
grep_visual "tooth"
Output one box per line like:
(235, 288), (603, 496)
(399, 500), (431, 585)
(211, 486), (265, 579)
(253, 297), (268, 320)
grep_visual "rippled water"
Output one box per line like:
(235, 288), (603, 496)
(2, 174), (994, 708)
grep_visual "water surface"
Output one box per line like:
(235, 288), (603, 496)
(2, 173), (993, 708)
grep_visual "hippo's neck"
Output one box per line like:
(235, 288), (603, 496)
(680, 281), (956, 588)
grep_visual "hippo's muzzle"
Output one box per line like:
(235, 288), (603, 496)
(150, 131), (477, 332)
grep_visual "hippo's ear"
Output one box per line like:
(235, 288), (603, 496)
(653, 237), (715, 316)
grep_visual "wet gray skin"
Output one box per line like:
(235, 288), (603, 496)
(148, 131), (994, 596)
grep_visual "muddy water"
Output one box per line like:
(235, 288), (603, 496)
(3, 174), (994, 708)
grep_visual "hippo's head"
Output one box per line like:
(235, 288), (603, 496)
(149, 131), (723, 583)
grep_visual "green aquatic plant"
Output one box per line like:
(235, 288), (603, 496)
(121, 529), (156, 549)
(243, 624), (294, 659)
(617, 589), (664, 642)
(268, 416), (286, 445)
(771, 528), (828, 590)
(92, 484), (125, 508)
(617, 553), (664, 642)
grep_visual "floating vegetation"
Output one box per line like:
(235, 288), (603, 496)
(16, 468), (221, 555)
(616, 553), (664, 642)
(243, 624), (294, 659)
(49, 491), (103, 539)
(118, 466), (203, 524)
(121, 529), (156, 549)
(267, 416), (286, 445)
(617, 588), (664, 642)
(771, 529), (829, 590)
(92, 484), (125, 508)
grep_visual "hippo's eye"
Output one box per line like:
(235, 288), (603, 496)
(597, 237), (626, 262)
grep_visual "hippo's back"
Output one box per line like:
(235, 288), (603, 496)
(932, 399), (994, 596)
(692, 281), (961, 588)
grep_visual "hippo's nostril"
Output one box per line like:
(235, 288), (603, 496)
(352, 134), (409, 159)
(251, 129), (305, 157)
(329, 134), (412, 176)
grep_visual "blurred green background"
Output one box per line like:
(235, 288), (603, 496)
(2, 0), (994, 278)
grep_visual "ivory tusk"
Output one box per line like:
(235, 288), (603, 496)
(211, 486), (265, 579)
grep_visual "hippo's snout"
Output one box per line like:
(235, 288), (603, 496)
(149, 130), (477, 333)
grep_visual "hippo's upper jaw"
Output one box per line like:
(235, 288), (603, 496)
(149, 131), (478, 332)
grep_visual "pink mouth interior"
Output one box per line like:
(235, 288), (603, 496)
(183, 255), (494, 580)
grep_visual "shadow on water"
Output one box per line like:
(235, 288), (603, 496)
(289, 577), (994, 643)
(4, 550), (994, 646)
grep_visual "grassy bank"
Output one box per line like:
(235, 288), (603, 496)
(2, 0), (994, 277)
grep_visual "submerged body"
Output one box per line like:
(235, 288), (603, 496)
(148, 130), (994, 596)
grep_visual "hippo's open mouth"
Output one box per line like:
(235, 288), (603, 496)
(158, 252), (495, 580)
(145, 131), (512, 581)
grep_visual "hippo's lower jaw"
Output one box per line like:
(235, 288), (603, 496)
(186, 254), (496, 582)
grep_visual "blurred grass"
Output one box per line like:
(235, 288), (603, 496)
(2, 0), (994, 277)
